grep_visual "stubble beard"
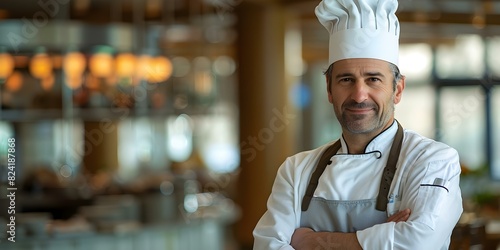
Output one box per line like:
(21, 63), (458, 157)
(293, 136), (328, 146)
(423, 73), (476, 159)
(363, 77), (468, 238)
(335, 99), (395, 135)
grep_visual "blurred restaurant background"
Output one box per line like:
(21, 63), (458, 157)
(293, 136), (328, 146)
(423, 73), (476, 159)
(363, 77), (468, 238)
(0, 0), (499, 249)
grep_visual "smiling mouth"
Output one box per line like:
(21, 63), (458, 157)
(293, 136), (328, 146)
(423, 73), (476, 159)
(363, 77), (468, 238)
(345, 108), (374, 114)
(343, 101), (377, 114)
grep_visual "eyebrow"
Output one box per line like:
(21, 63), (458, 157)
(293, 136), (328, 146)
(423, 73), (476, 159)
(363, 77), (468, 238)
(334, 73), (355, 80)
(334, 72), (386, 80)
(364, 72), (386, 78)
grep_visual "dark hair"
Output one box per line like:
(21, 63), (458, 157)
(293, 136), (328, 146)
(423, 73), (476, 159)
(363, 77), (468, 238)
(324, 62), (402, 92)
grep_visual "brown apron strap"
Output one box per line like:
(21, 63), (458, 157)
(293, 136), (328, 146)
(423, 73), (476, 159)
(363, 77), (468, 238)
(301, 121), (405, 212)
(301, 140), (341, 211)
(375, 121), (404, 211)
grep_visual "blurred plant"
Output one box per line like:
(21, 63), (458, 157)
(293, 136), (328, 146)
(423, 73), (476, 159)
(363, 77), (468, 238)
(460, 162), (488, 178)
(460, 162), (500, 216)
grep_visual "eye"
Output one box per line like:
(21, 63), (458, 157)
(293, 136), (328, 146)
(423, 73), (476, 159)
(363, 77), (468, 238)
(338, 78), (354, 84)
(367, 77), (381, 82)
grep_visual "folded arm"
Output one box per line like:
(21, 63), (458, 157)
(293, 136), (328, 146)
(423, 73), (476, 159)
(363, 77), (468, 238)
(290, 209), (411, 249)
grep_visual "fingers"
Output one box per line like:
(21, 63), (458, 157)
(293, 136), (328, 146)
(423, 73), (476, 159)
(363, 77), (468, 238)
(387, 208), (411, 223)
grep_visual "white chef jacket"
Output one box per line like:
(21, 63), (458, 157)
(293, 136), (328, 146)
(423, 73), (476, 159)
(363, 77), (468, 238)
(253, 121), (463, 250)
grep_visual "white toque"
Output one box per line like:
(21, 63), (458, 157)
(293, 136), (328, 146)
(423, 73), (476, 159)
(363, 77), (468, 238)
(315, 0), (400, 66)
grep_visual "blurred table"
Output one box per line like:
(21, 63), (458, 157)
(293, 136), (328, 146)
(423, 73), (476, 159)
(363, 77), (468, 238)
(451, 216), (500, 250)
(485, 220), (500, 250)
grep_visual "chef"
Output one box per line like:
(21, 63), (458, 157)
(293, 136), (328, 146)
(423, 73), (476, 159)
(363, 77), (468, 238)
(252, 0), (463, 249)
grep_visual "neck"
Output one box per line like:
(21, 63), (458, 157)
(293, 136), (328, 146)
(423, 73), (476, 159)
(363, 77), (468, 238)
(342, 119), (395, 154)
(342, 133), (374, 154)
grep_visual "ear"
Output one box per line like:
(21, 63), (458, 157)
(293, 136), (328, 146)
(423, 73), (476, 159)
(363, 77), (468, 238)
(393, 75), (405, 104)
(326, 77), (333, 103)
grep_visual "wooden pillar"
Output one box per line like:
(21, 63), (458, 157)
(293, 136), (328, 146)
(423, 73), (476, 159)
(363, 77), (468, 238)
(81, 121), (119, 175)
(235, 2), (298, 248)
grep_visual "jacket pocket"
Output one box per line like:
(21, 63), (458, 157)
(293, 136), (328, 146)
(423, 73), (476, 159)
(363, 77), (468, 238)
(414, 167), (450, 229)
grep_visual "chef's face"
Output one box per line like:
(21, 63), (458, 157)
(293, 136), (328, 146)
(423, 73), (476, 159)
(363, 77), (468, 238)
(326, 58), (405, 135)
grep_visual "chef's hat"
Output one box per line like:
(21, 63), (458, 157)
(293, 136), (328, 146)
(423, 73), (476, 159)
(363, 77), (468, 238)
(315, 0), (400, 66)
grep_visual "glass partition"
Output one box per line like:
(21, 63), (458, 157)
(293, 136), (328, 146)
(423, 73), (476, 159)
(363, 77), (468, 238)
(438, 86), (486, 170)
(436, 35), (484, 79)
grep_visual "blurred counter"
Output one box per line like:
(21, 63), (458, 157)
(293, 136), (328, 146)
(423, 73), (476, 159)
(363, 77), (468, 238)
(0, 191), (240, 250)
(0, 218), (228, 250)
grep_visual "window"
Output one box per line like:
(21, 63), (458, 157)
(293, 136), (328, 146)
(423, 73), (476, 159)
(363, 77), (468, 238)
(436, 35), (484, 79)
(399, 44), (432, 84)
(438, 86), (486, 170)
(487, 37), (500, 79)
(396, 85), (435, 138)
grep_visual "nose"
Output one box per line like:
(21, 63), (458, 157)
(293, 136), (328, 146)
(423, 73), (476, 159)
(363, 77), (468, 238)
(350, 81), (369, 103)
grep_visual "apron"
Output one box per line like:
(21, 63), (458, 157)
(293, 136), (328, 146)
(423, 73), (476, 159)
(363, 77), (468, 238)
(300, 122), (404, 232)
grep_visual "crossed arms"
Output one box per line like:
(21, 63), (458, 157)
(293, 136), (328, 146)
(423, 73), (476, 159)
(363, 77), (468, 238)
(290, 209), (411, 249)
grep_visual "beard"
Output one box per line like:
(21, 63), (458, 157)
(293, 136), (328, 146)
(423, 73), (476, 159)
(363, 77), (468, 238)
(335, 99), (394, 134)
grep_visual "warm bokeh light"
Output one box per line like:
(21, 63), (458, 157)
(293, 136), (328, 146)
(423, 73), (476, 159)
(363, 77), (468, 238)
(5, 71), (23, 92)
(145, 56), (173, 83)
(63, 52), (87, 78)
(63, 52), (87, 89)
(30, 53), (53, 79)
(89, 53), (114, 78)
(136, 55), (172, 83)
(135, 55), (152, 85)
(0, 52), (15, 79)
(115, 53), (137, 78)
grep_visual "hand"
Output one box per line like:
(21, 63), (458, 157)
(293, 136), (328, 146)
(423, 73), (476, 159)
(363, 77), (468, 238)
(387, 208), (411, 223)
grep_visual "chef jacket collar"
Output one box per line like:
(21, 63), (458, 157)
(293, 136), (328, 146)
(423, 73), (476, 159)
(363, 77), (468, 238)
(339, 120), (398, 154)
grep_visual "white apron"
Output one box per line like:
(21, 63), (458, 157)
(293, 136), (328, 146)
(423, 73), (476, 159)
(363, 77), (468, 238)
(300, 123), (404, 232)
